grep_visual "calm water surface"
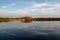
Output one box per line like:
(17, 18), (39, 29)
(0, 21), (60, 40)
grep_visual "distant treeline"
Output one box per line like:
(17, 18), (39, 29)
(33, 18), (60, 21)
(0, 17), (33, 22)
(0, 18), (10, 22)
(0, 17), (60, 22)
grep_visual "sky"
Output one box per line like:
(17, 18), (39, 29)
(0, 0), (60, 18)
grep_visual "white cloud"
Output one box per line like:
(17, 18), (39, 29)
(31, 3), (48, 8)
(13, 10), (28, 14)
(0, 3), (16, 8)
(0, 2), (60, 17)
(25, 3), (48, 10)
(54, 3), (60, 9)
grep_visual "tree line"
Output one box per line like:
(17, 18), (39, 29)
(33, 18), (60, 21)
(0, 17), (60, 22)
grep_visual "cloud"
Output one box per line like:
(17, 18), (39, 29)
(0, 3), (16, 8)
(13, 10), (28, 14)
(25, 3), (48, 10)
(40, 3), (60, 14)
(0, 2), (60, 17)
(31, 3), (48, 8)
(54, 3), (60, 9)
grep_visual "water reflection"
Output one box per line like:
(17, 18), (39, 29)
(0, 21), (60, 40)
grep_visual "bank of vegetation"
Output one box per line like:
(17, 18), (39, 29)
(0, 18), (10, 22)
(0, 17), (60, 22)
(33, 18), (60, 21)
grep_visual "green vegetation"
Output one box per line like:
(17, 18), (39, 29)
(33, 18), (60, 21)
(0, 18), (10, 22)
(0, 17), (60, 23)
(22, 17), (33, 23)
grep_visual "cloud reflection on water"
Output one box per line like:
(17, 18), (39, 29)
(0, 21), (60, 40)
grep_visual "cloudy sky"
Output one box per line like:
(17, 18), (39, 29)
(0, 0), (60, 18)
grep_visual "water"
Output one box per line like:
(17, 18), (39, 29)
(0, 21), (60, 40)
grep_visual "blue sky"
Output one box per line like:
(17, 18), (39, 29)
(0, 0), (60, 17)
